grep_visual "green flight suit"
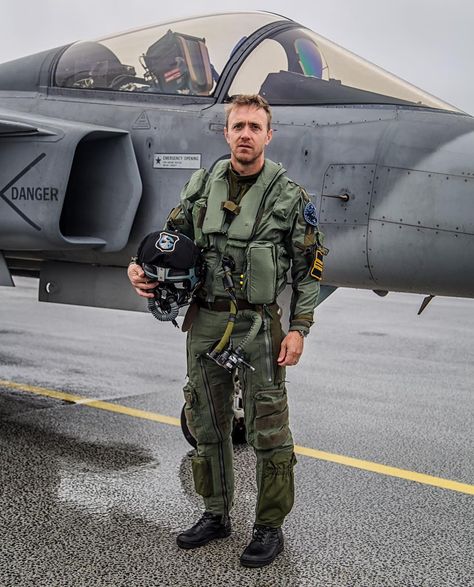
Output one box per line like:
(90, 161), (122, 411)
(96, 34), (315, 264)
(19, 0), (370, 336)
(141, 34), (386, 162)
(167, 159), (322, 527)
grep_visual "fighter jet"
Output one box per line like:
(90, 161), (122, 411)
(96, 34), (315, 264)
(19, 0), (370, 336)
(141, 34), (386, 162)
(0, 10), (473, 314)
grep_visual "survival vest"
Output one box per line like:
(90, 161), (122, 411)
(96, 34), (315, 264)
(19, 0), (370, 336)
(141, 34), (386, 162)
(180, 159), (308, 304)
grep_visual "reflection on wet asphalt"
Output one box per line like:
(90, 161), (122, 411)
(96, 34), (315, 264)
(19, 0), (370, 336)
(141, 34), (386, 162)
(0, 278), (473, 586)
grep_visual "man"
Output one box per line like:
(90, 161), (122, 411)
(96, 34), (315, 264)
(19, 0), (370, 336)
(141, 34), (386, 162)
(128, 95), (323, 567)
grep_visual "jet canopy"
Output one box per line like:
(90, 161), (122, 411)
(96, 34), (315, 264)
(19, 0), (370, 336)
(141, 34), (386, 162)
(54, 11), (458, 112)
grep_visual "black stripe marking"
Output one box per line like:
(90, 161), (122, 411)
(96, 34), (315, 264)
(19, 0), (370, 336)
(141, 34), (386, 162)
(0, 153), (46, 231)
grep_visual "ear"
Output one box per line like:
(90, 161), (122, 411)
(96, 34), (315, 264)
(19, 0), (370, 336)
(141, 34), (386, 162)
(224, 127), (230, 145)
(265, 128), (273, 146)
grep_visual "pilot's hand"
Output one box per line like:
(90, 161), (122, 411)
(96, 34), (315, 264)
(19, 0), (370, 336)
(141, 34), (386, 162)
(277, 331), (304, 367)
(127, 263), (156, 299)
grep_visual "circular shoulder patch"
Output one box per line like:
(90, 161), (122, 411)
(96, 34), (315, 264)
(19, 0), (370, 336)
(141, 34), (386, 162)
(303, 202), (318, 226)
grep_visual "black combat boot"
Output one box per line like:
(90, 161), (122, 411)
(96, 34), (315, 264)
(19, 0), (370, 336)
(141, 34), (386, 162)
(176, 512), (231, 549)
(240, 524), (284, 568)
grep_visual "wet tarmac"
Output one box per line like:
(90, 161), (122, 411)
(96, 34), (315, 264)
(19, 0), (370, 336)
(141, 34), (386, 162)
(0, 278), (473, 587)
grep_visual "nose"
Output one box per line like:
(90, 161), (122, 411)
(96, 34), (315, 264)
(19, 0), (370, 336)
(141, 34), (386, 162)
(240, 123), (251, 139)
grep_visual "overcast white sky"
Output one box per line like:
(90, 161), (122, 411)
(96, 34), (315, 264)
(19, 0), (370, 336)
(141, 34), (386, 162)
(0, 0), (472, 114)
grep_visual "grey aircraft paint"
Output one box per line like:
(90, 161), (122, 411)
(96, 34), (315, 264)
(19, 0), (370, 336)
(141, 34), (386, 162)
(0, 11), (472, 311)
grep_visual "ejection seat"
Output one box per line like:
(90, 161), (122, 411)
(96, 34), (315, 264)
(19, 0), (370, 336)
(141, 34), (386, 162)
(142, 30), (213, 95)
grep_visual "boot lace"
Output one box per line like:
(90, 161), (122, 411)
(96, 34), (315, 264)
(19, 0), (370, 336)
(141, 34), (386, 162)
(195, 512), (222, 528)
(199, 512), (215, 525)
(253, 525), (273, 543)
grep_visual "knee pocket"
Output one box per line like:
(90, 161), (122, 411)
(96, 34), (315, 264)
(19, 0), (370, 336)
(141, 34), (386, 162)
(262, 450), (297, 477)
(256, 451), (297, 526)
(183, 382), (198, 438)
(191, 455), (213, 497)
(253, 387), (290, 450)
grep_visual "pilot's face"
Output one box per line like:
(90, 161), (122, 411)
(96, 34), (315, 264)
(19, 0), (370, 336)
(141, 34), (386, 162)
(224, 105), (273, 171)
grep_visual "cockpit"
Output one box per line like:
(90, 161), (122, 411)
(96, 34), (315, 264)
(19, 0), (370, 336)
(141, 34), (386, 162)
(56, 29), (215, 95)
(54, 12), (277, 96)
(54, 11), (457, 112)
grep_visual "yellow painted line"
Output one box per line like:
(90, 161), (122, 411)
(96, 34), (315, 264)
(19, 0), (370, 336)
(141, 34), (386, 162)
(0, 379), (180, 427)
(293, 445), (474, 496)
(1, 379), (473, 496)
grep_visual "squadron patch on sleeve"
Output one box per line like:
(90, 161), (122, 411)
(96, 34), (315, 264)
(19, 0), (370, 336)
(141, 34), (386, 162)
(303, 202), (318, 226)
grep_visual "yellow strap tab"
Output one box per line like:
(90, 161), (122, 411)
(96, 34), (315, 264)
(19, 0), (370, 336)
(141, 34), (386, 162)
(167, 205), (184, 225)
(310, 250), (324, 280)
(221, 200), (241, 215)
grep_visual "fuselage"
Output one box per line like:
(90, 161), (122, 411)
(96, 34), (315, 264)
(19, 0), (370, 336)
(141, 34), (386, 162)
(0, 11), (472, 308)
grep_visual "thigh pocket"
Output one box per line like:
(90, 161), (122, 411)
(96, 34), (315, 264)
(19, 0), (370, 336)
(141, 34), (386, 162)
(254, 387), (290, 450)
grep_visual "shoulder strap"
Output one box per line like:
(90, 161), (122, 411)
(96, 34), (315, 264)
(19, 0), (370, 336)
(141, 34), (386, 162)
(227, 160), (286, 240)
(180, 167), (210, 205)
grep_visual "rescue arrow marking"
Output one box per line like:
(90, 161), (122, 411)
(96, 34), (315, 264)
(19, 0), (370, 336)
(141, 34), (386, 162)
(1, 378), (473, 496)
(0, 153), (46, 231)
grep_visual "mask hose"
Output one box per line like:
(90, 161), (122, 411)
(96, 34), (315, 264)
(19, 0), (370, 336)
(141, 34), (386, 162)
(147, 296), (179, 326)
(213, 300), (238, 353)
(206, 256), (264, 372)
(234, 309), (263, 353)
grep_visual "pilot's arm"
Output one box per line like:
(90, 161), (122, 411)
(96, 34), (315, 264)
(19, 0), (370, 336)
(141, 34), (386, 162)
(278, 187), (322, 366)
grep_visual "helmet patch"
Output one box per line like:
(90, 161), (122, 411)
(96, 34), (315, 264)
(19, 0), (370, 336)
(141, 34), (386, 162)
(155, 231), (179, 252)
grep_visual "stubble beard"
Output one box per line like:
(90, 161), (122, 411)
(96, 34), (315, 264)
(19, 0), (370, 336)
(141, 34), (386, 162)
(232, 145), (264, 168)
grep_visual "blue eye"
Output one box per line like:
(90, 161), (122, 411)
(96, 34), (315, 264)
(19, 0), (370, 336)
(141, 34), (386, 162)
(295, 38), (323, 78)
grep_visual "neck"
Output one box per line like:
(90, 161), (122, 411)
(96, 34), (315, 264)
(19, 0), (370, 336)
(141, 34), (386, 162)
(230, 155), (265, 176)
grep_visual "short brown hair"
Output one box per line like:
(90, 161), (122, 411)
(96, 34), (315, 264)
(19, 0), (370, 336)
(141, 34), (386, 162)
(225, 94), (272, 130)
